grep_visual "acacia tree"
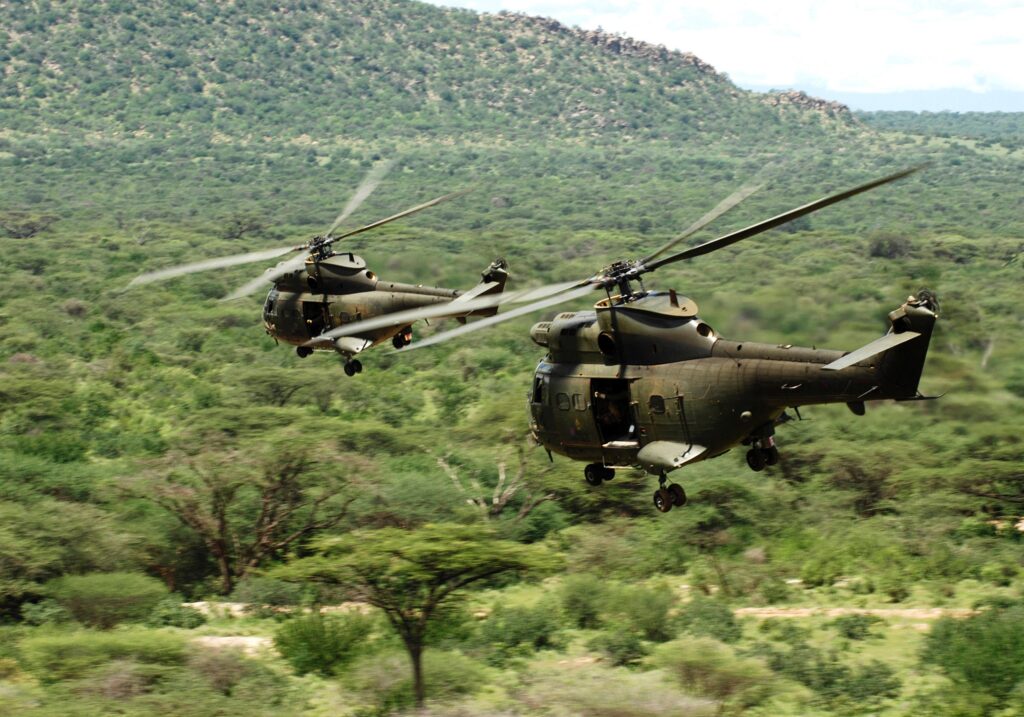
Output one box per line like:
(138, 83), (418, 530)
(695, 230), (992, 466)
(134, 446), (353, 594)
(273, 523), (559, 708)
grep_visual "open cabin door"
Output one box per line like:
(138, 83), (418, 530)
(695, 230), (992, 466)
(591, 378), (638, 464)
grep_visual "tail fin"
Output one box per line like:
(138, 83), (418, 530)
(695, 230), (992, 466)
(878, 289), (939, 398)
(452, 258), (509, 323)
(822, 290), (938, 399)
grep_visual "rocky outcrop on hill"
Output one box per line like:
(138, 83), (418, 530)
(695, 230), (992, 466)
(761, 90), (852, 119)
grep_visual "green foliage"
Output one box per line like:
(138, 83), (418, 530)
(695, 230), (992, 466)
(273, 611), (373, 676)
(650, 637), (776, 709)
(587, 625), (649, 667)
(345, 649), (489, 713)
(830, 613), (884, 640)
(922, 603), (1024, 706)
(230, 577), (305, 617)
(609, 582), (678, 642)
(20, 598), (73, 626)
(477, 600), (562, 662)
(559, 574), (607, 629)
(674, 597), (742, 643)
(45, 572), (169, 629)
(146, 597), (206, 629)
(20, 629), (188, 682)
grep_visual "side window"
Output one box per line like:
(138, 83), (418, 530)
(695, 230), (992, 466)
(572, 393), (586, 411)
(556, 393), (570, 411)
(532, 377), (543, 404)
(649, 395), (666, 414)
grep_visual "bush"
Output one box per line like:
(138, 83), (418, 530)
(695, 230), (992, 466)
(188, 648), (250, 695)
(46, 572), (169, 628)
(230, 576), (305, 617)
(274, 611), (373, 676)
(650, 637), (775, 708)
(922, 603), (1024, 706)
(560, 574), (606, 629)
(587, 625), (648, 666)
(674, 597), (742, 643)
(478, 600), (562, 661)
(831, 614), (884, 641)
(20, 629), (188, 682)
(612, 583), (677, 642)
(146, 596), (207, 629)
(346, 649), (489, 712)
(20, 598), (73, 626)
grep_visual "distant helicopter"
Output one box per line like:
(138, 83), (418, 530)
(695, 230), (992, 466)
(129, 163), (516, 375)
(334, 166), (939, 511)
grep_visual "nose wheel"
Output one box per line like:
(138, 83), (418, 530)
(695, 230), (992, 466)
(343, 359), (363, 377)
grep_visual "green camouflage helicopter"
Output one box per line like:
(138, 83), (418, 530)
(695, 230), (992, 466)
(331, 166), (938, 512)
(129, 163), (519, 375)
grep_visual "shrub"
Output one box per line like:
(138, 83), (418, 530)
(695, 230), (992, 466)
(20, 598), (73, 626)
(274, 611), (373, 676)
(20, 629), (188, 682)
(560, 574), (606, 629)
(587, 625), (648, 666)
(230, 576), (304, 617)
(146, 596), (207, 629)
(674, 597), (742, 643)
(922, 603), (1024, 706)
(345, 649), (488, 712)
(478, 600), (562, 661)
(46, 572), (169, 628)
(831, 614), (883, 641)
(612, 583), (677, 642)
(188, 648), (250, 695)
(650, 637), (775, 708)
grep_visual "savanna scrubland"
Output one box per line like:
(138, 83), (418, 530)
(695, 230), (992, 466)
(1, 1), (1023, 715)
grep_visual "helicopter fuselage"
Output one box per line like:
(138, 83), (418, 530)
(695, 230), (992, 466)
(528, 290), (937, 476)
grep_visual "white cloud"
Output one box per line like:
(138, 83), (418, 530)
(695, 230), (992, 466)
(422, 0), (1024, 94)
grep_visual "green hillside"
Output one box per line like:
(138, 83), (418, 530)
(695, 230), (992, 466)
(1, 1), (1024, 716)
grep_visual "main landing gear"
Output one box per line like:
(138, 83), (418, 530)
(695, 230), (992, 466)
(745, 437), (779, 472)
(343, 359), (363, 377)
(392, 329), (413, 349)
(584, 463), (615, 486)
(296, 346), (313, 358)
(653, 475), (687, 513)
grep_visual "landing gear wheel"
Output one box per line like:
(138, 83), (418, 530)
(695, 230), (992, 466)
(392, 332), (412, 349)
(601, 466), (615, 481)
(296, 346), (313, 358)
(653, 487), (674, 513)
(764, 446), (779, 466)
(667, 483), (687, 507)
(584, 464), (604, 487)
(351, 359), (362, 374)
(746, 448), (767, 472)
(343, 362), (356, 377)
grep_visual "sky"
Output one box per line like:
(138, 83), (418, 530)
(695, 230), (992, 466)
(422, 0), (1024, 111)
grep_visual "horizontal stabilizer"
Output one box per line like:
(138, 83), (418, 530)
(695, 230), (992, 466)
(822, 331), (921, 371)
(637, 441), (707, 472)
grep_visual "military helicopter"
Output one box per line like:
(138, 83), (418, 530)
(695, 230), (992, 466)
(331, 166), (938, 512)
(128, 163), (517, 376)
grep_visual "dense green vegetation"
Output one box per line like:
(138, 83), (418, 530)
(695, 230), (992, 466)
(1, 0), (1023, 715)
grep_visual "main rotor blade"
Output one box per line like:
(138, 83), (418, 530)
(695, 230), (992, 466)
(307, 279), (587, 344)
(641, 183), (762, 264)
(221, 254), (308, 301)
(401, 285), (596, 352)
(323, 188), (472, 248)
(643, 166), (924, 274)
(324, 160), (395, 237)
(127, 245), (296, 287)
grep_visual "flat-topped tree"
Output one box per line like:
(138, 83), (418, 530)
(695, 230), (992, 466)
(273, 523), (560, 708)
